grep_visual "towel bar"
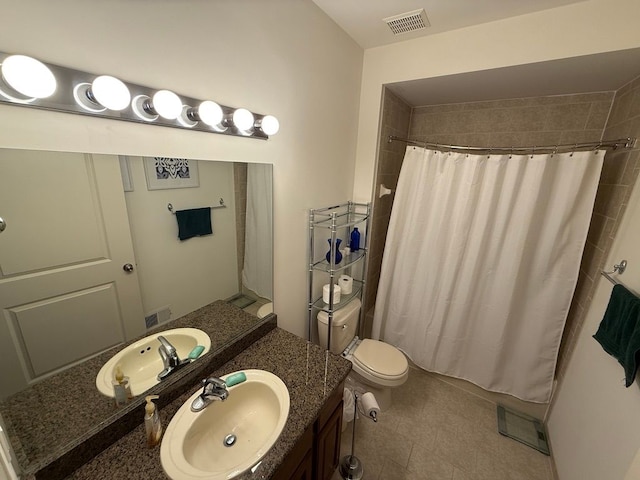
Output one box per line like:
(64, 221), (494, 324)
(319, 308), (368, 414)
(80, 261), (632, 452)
(167, 198), (226, 214)
(601, 260), (627, 285)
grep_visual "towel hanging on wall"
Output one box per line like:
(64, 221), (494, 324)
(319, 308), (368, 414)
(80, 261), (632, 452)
(175, 207), (212, 241)
(593, 284), (640, 387)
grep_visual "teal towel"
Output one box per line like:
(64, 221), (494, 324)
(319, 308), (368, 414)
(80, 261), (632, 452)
(593, 284), (640, 387)
(175, 208), (212, 241)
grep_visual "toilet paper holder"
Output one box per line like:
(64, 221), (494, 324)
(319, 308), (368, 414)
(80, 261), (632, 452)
(339, 390), (379, 479)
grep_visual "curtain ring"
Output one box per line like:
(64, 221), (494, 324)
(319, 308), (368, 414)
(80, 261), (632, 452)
(551, 145), (558, 157)
(509, 147), (513, 159)
(530, 146), (536, 159)
(570, 143), (577, 157)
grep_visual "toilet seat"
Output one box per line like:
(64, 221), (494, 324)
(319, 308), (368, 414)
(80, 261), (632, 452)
(346, 339), (408, 387)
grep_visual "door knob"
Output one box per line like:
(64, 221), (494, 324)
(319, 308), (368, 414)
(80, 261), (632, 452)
(0, 217), (5, 233)
(123, 263), (134, 272)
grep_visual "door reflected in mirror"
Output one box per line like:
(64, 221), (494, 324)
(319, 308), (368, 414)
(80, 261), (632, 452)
(0, 149), (273, 400)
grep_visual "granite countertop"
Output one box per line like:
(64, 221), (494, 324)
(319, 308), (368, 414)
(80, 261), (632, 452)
(67, 327), (352, 479)
(1, 300), (275, 479)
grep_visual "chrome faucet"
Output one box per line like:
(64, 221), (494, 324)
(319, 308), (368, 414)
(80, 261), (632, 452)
(191, 377), (229, 412)
(157, 336), (189, 381)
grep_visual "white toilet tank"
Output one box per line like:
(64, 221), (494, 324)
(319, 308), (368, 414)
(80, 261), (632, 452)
(317, 298), (360, 355)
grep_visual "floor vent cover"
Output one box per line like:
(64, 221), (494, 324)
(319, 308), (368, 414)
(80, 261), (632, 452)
(497, 405), (550, 455)
(383, 9), (430, 35)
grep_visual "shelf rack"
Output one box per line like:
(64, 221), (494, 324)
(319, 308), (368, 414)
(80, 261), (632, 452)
(308, 202), (371, 352)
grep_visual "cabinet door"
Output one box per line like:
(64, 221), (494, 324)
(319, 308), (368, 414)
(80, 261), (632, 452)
(272, 424), (313, 480)
(315, 400), (344, 480)
(291, 449), (314, 480)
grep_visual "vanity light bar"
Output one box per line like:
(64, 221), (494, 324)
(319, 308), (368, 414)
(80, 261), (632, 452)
(0, 52), (279, 139)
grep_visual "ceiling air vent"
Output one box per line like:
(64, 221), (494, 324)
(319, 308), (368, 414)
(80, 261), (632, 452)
(383, 9), (430, 35)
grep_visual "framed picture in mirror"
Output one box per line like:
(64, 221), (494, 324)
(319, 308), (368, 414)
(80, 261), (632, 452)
(144, 157), (199, 190)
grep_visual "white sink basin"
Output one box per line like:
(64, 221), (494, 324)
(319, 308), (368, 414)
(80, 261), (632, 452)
(161, 369), (290, 480)
(95, 328), (211, 397)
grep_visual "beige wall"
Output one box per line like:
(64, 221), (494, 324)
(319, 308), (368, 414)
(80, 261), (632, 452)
(0, 0), (364, 338)
(354, 0), (640, 204)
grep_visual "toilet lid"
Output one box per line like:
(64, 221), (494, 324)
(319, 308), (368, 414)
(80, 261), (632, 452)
(352, 339), (408, 378)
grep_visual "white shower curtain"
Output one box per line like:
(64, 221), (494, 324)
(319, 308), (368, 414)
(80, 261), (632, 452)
(242, 163), (273, 300)
(372, 146), (604, 402)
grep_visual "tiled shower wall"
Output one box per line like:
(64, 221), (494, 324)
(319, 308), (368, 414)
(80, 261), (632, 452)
(366, 85), (640, 376)
(362, 89), (411, 338)
(557, 76), (640, 379)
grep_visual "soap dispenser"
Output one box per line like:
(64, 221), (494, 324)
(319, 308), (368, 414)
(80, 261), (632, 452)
(144, 395), (163, 448)
(115, 365), (133, 400)
(112, 365), (131, 407)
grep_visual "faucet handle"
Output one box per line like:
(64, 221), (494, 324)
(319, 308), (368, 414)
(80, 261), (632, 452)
(202, 377), (226, 390)
(158, 336), (177, 355)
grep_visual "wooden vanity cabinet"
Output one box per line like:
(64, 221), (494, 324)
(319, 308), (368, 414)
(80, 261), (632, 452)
(314, 402), (343, 479)
(273, 382), (344, 480)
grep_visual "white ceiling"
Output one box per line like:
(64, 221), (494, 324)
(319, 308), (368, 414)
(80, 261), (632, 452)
(311, 0), (588, 49)
(387, 49), (640, 107)
(312, 0), (640, 107)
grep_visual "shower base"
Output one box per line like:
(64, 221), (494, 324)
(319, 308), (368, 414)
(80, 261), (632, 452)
(497, 405), (550, 455)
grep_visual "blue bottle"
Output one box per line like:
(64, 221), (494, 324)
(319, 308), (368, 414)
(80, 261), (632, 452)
(350, 228), (360, 251)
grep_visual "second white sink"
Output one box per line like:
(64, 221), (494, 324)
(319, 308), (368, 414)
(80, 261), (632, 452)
(95, 328), (211, 397)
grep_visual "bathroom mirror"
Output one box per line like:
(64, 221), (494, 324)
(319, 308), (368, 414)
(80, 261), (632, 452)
(0, 148), (274, 475)
(0, 149), (273, 400)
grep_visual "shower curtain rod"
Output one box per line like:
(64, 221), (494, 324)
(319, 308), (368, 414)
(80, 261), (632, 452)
(388, 135), (637, 155)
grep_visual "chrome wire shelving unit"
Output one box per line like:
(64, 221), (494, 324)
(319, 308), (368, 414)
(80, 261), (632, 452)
(308, 202), (371, 352)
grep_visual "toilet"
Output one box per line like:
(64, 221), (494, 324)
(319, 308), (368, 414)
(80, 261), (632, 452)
(317, 298), (408, 410)
(257, 302), (273, 319)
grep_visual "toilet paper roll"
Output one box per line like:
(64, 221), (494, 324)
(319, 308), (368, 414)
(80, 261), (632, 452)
(361, 392), (380, 420)
(322, 284), (341, 304)
(338, 275), (353, 295)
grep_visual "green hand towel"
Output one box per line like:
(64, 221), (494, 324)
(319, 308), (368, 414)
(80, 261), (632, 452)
(593, 284), (640, 387)
(175, 207), (212, 241)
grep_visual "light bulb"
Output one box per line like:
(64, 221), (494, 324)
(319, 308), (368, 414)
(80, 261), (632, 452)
(1, 55), (56, 99)
(152, 90), (182, 119)
(259, 115), (280, 135)
(233, 108), (254, 132)
(198, 101), (223, 127)
(91, 75), (130, 111)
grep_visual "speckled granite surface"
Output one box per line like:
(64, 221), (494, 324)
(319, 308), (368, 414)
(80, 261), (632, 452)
(66, 328), (352, 480)
(0, 300), (275, 479)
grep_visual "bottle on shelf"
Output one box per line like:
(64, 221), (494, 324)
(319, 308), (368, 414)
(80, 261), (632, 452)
(350, 227), (360, 251)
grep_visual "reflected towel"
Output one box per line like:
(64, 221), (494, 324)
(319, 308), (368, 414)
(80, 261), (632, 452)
(593, 284), (640, 387)
(175, 207), (212, 241)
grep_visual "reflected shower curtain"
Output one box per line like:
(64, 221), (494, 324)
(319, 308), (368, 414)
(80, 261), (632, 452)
(372, 146), (604, 402)
(242, 163), (273, 300)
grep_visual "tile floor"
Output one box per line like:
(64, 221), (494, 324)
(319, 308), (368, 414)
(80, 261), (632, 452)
(332, 366), (556, 480)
